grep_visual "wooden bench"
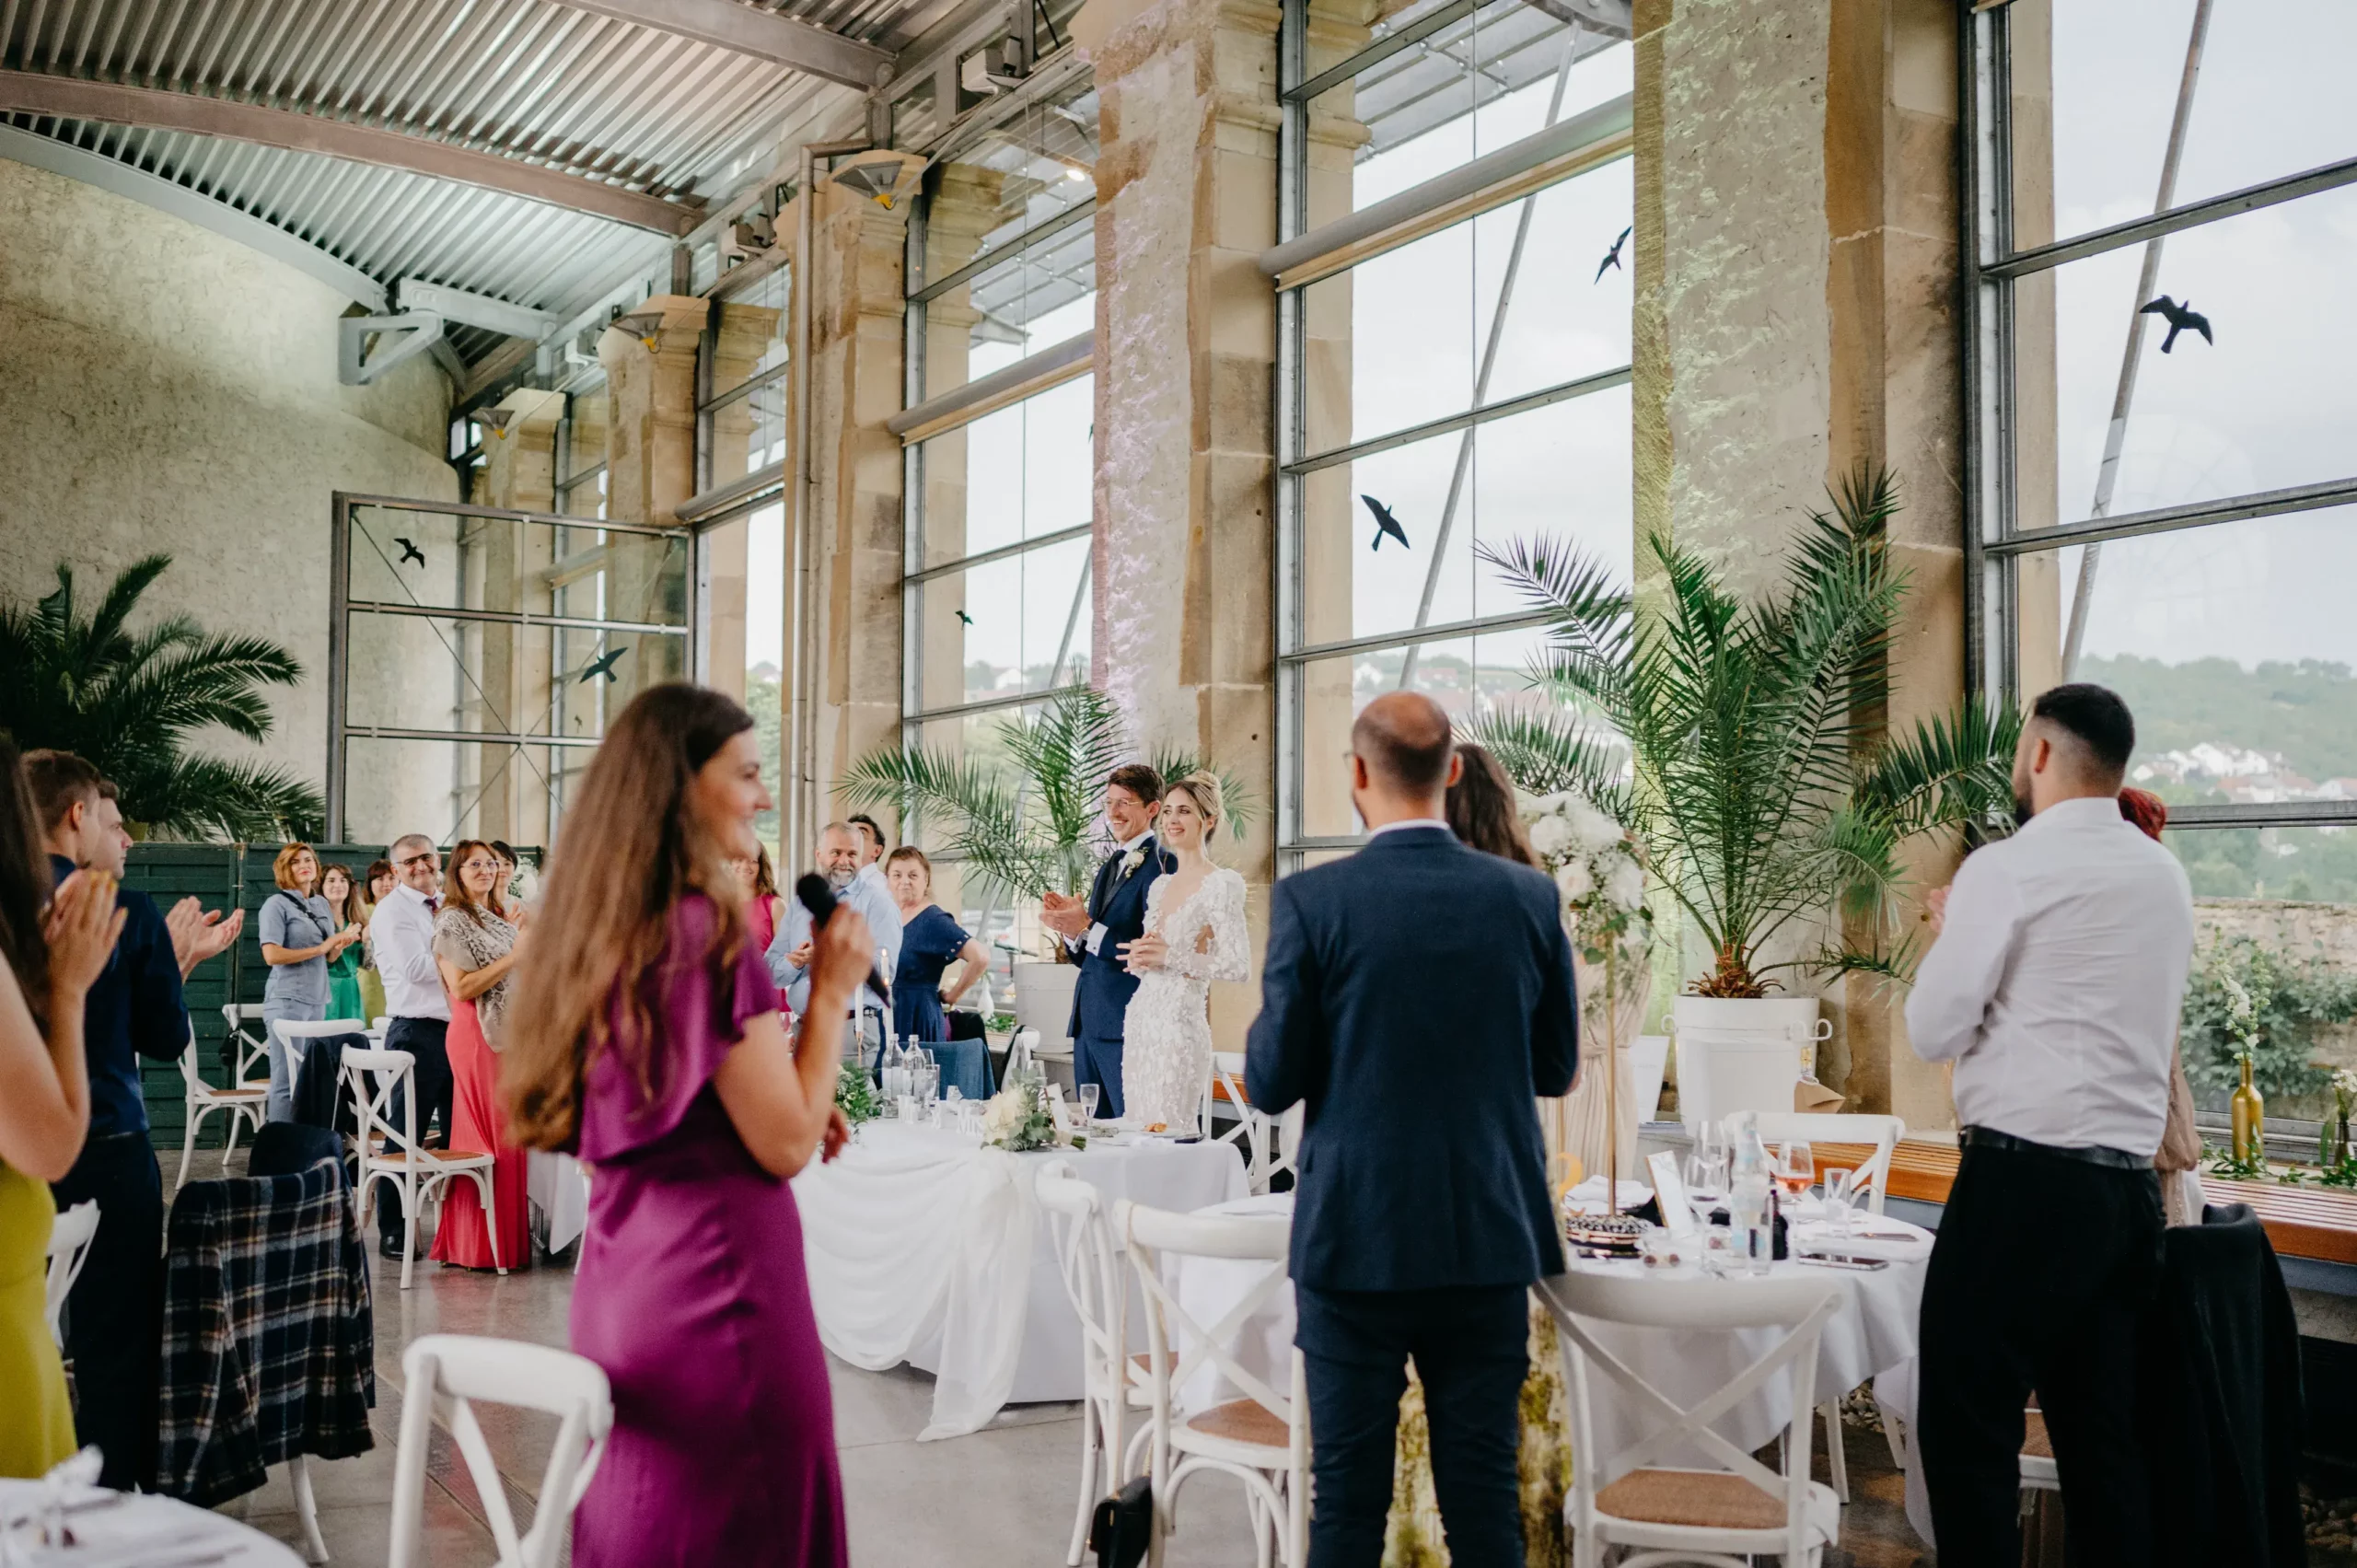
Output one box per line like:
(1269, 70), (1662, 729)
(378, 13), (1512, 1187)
(1816, 1140), (2357, 1269)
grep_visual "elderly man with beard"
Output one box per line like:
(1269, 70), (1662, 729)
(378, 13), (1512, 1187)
(768, 821), (902, 1050)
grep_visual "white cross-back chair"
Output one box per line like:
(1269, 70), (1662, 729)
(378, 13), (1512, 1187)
(1740, 1110), (1905, 1500)
(221, 1004), (275, 1094)
(343, 1046), (502, 1290)
(275, 1017), (366, 1105)
(42, 1199), (99, 1348)
(1208, 1053), (1297, 1196)
(1115, 1200), (1306, 1568)
(179, 1021), (267, 1186)
(1038, 1162), (1154, 1566)
(1539, 1269), (1844, 1568)
(389, 1334), (612, 1568)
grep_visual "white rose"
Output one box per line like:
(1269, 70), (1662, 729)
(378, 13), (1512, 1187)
(1527, 813), (1573, 860)
(1606, 858), (1646, 913)
(1527, 791), (1570, 819)
(1554, 859), (1596, 904)
(981, 1093), (1022, 1142)
(1569, 801), (1624, 854)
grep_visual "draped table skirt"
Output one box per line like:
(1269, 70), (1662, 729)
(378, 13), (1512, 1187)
(794, 1121), (1245, 1438)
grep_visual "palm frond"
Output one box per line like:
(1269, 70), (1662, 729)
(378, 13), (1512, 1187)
(1458, 708), (1635, 826)
(1854, 698), (2021, 844)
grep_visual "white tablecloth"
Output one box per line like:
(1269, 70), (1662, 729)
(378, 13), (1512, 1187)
(795, 1121), (1247, 1439)
(1174, 1194), (1932, 1464)
(527, 1149), (588, 1255)
(0, 1481), (303, 1566)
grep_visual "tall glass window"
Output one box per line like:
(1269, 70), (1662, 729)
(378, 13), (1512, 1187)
(1274, 0), (1633, 869)
(1966, 0), (2357, 890)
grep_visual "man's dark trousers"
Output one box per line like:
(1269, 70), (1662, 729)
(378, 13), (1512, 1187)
(375, 1016), (453, 1247)
(1297, 1283), (1529, 1567)
(1918, 1141), (2163, 1567)
(51, 1131), (165, 1491)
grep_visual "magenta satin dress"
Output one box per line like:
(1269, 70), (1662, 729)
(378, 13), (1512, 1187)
(569, 895), (846, 1568)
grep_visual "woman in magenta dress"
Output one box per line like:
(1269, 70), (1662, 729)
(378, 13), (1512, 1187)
(427, 840), (528, 1272)
(504, 683), (870, 1568)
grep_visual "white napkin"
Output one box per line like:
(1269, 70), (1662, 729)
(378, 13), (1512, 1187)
(1790, 1217), (1933, 1262)
(1562, 1177), (1653, 1214)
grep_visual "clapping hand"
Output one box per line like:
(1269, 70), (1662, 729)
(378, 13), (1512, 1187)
(1923, 885), (1950, 935)
(1120, 932), (1167, 973)
(45, 871), (127, 999)
(166, 898), (244, 977)
(1039, 890), (1090, 940)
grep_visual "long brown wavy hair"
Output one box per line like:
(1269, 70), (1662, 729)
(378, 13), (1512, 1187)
(1445, 742), (1538, 867)
(0, 738), (55, 1028)
(442, 840), (505, 927)
(503, 684), (754, 1152)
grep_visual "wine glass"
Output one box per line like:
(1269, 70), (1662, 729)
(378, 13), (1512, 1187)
(1775, 1141), (1817, 1204)
(1078, 1083), (1101, 1126)
(1821, 1167), (1857, 1238)
(1684, 1148), (1728, 1227)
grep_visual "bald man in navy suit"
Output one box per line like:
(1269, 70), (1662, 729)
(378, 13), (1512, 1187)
(1248, 692), (1579, 1566)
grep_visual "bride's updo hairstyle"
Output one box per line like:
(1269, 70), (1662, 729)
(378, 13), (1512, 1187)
(1168, 771), (1225, 842)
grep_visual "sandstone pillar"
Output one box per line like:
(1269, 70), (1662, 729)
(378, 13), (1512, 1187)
(1091, 0), (1290, 1051)
(599, 295), (706, 696)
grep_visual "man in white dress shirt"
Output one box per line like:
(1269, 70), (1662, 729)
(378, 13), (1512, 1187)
(1906, 683), (2194, 1567)
(370, 832), (456, 1259)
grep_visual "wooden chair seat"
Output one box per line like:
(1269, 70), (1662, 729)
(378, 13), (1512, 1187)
(1597, 1468), (1784, 1530)
(372, 1146), (491, 1166)
(205, 1086), (268, 1102)
(1182, 1398), (1290, 1449)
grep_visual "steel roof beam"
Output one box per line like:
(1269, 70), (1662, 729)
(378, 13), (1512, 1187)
(0, 69), (704, 235)
(552, 0), (896, 88)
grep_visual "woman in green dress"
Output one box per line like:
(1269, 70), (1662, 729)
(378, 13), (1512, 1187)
(319, 863), (366, 1022)
(0, 738), (124, 1477)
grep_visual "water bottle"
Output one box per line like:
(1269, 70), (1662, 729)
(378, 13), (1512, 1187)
(1727, 1111), (1774, 1277)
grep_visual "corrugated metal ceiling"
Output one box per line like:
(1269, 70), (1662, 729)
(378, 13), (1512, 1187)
(0, 0), (928, 357)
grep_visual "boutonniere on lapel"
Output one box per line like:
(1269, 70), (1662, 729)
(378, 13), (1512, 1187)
(1119, 842), (1151, 879)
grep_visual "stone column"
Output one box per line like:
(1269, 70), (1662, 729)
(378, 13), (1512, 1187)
(599, 295), (707, 696)
(1091, 0), (1299, 1051)
(1635, 0), (1972, 1122)
(473, 389), (564, 845)
(784, 182), (910, 836)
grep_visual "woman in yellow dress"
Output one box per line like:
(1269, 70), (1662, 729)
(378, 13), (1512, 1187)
(0, 739), (124, 1478)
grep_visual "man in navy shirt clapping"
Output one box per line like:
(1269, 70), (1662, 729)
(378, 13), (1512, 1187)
(26, 750), (241, 1491)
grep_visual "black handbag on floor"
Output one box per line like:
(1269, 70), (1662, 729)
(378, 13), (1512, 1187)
(1089, 1476), (1152, 1568)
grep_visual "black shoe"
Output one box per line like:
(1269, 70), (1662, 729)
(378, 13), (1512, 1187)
(379, 1234), (408, 1260)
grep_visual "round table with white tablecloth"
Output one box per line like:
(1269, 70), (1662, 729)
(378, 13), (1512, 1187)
(0, 1479), (304, 1567)
(1171, 1192), (1933, 1460)
(794, 1120), (1247, 1439)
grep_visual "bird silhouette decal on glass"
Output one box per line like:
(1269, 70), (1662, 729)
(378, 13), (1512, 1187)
(1595, 225), (1632, 283)
(2139, 296), (2213, 354)
(1361, 494), (1411, 552)
(955, 610), (974, 626)
(394, 536), (426, 568)
(578, 646), (628, 684)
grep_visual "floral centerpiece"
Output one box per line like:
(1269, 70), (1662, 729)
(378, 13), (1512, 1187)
(981, 1072), (1074, 1154)
(1521, 790), (1653, 1214)
(835, 1063), (881, 1127)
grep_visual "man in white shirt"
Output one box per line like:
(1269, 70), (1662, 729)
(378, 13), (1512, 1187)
(768, 821), (901, 1042)
(370, 832), (455, 1259)
(1906, 684), (2193, 1567)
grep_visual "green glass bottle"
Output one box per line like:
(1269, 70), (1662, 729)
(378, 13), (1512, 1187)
(2230, 1054), (2265, 1167)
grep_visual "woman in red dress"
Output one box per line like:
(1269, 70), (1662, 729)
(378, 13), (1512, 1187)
(428, 839), (528, 1271)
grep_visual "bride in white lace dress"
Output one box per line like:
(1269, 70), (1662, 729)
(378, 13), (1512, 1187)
(1119, 772), (1249, 1132)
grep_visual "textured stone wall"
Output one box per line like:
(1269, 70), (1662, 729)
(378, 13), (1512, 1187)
(0, 154), (455, 837)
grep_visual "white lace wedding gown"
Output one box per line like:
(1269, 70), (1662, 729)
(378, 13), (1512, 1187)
(1120, 867), (1249, 1132)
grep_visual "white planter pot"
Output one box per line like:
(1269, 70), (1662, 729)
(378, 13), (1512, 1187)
(1670, 996), (1827, 1132)
(1013, 959), (1079, 1055)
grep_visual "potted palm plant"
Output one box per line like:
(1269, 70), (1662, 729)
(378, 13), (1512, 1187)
(0, 555), (323, 838)
(842, 689), (1246, 1050)
(1469, 469), (2019, 1121)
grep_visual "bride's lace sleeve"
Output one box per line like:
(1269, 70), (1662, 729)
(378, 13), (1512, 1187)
(1165, 869), (1250, 982)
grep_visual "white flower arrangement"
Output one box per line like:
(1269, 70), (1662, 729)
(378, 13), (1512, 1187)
(1519, 790), (1653, 972)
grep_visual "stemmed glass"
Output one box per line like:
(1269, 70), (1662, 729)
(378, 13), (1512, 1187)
(1684, 1136), (1729, 1229)
(1775, 1141), (1817, 1207)
(1078, 1083), (1101, 1127)
(1821, 1167), (1857, 1239)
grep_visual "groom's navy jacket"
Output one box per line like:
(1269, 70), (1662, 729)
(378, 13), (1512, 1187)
(1246, 825), (1579, 1291)
(1066, 835), (1167, 1046)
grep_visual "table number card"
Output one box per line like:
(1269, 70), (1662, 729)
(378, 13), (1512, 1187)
(1045, 1082), (1074, 1135)
(1648, 1150), (1696, 1237)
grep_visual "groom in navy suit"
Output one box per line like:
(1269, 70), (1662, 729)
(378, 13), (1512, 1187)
(1248, 692), (1579, 1566)
(1039, 763), (1167, 1119)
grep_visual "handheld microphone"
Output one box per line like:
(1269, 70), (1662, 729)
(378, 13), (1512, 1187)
(794, 874), (891, 1003)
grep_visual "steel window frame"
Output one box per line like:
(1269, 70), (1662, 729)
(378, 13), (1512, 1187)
(1961, 6), (2357, 839)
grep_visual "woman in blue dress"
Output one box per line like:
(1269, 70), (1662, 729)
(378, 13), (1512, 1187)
(884, 848), (989, 1045)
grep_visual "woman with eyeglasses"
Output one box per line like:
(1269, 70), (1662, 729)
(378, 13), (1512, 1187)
(260, 842), (362, 1122)
(427, 839), (528, 1272)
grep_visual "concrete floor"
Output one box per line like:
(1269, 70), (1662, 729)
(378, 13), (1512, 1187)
(190, 1175), (1929, 1567)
